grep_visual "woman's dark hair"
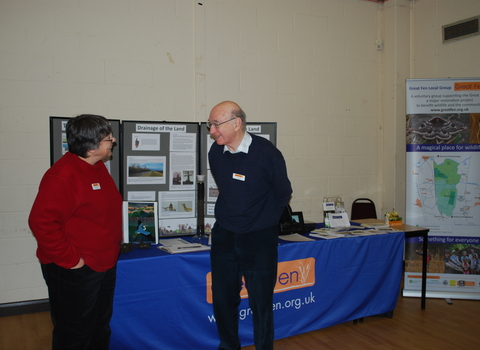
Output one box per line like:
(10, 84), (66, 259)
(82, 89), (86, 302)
(66, 114), (112, 158)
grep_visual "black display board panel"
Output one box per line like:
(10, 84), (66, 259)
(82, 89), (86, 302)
(121, 121), (200, 238)
(49, 116), (121, 191)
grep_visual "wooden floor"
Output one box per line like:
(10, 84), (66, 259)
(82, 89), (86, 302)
(1, 294), (479, 350)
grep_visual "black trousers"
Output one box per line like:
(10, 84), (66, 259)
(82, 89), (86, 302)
(41, 263), (117, 350)
(210, 223), (278, 350)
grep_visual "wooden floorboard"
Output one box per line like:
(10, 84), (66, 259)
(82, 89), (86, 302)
(243, 295), (480, 350)
(0, 294), (479, 349)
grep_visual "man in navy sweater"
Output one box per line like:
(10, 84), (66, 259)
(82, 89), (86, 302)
(208, 101), (292, 350)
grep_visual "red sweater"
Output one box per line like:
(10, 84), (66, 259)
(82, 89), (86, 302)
(29, 152), (123, 272)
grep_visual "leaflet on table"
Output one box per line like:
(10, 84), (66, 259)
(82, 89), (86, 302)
(158, 238), (210, 254)
(278, 233), (315, 242)
(309, 227), (394, 239)
(329, 212), (350, 228)
(360, 222), (391, 229)
(310, 231), (345, 239)
(309, 228), (346, 238)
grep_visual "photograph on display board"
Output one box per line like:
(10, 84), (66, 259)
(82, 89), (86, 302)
(169, 152), (196, 190)
(406, 113), (471, 144)
(127, 156), (166, 185)
(182, 170), (194, 185)
(204, 217), (215, 234)
(405, 241), (480, 275)
(158, 191), (196, 219)
(123, 202), (158, 244)
(160, 200), (194, 215)
(131, 133), (160, 151)
(470, 113), (480, 143)
(171, 169), (195, 186)
(158, 217), (197, 237)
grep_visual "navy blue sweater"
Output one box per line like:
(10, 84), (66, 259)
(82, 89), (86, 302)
(209, 134), (292, 233)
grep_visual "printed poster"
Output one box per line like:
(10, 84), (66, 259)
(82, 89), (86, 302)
(405, 78), (480, 300)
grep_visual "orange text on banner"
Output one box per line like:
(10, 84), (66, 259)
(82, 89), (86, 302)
(206, 257), (315, 304)
(454, 82), (480, 91)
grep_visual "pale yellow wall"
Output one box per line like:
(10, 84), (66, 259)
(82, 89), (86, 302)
(412, 0), (480, 79)
(0, 0), (478, 304)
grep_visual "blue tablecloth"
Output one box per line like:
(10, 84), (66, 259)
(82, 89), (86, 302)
(110, 231), (404, 349)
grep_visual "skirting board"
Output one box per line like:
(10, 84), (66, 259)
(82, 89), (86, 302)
(0, 299), (50, 317)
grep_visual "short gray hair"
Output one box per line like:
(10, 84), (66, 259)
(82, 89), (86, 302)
(232, 107), (246, 131)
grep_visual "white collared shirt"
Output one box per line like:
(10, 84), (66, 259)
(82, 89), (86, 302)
(224, 132), (252, 154)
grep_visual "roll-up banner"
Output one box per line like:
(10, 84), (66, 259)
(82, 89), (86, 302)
(404, 78), (480, 300)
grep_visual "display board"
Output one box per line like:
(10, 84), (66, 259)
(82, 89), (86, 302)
(49, 118), (277, 241)
(121, 121), (200, 238)
(49, 116), (121, 190)
(404, 78), (480, 301)
(199, 122), (278, 233)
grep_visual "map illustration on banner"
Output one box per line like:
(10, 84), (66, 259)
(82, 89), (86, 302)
(405, 78), (480, 301)
(406, 148), (480, 230)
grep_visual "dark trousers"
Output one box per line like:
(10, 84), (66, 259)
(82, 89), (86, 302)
(41, 263), (117, 350)
(210, 223), (278, 350)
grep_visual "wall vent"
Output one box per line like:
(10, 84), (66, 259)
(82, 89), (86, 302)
(443, 16), (479, 43)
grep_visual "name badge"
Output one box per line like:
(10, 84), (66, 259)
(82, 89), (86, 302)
(232, 173), (245, 181)
(92, 183), (101, 190)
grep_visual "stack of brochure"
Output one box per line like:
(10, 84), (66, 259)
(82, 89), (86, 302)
(158, 238), (210, 254)
(360, 222), (391, 230)
(309, 226), (395, 239)
(309, 228), (351, 239)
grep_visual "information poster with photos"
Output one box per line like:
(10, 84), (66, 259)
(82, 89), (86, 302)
(404, 78), (480, 301)
(121, 121), (200, 238)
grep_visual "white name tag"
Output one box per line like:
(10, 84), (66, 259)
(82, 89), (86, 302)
(92, 183), (101, 190)
(232, 173), (245, 181)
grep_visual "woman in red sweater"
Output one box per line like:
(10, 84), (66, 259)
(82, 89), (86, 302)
(29, 114), (122, 350)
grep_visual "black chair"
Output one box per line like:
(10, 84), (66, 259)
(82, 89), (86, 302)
(351, 198), (377, 220)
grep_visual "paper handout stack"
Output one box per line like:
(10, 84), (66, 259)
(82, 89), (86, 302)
(158, 238), (210, 254)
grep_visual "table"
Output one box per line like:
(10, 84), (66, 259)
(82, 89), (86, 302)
(110, 230), (404, 350)
(352, 219), (430, 309)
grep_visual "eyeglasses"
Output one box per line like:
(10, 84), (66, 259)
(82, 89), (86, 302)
(207, 117), (237, 130)
(101, 135), (115, 143)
